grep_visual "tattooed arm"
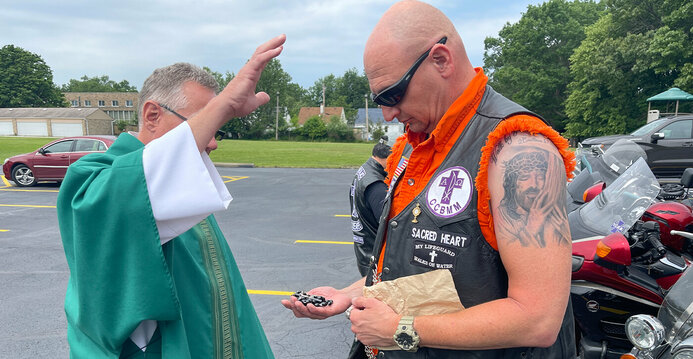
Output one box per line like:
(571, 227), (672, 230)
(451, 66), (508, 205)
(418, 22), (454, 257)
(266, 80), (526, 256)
(486, 130), (572, 343)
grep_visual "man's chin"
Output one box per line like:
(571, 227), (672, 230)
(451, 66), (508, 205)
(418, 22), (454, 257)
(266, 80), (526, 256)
(405, 123), (425, 133)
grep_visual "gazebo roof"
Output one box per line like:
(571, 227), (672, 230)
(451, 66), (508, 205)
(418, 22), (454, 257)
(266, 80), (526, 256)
(647, 87), (693, 102)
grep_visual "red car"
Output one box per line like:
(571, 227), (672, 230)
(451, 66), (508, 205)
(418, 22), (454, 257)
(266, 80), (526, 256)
(2, 135), (116, 187)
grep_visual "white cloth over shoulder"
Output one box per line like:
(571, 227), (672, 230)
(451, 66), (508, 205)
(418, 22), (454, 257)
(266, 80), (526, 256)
(142, 121), (232, 245)
(131, 121), (232, 351)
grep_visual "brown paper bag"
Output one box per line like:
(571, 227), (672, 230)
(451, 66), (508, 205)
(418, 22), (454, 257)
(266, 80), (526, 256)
(362, 269), (464, 350)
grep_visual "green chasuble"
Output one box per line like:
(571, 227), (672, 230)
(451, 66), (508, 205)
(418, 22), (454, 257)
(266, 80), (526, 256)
(57, 133), (274, 359)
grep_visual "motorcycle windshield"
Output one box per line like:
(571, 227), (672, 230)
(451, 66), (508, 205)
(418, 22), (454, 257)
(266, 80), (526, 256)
(601, 139), (647, 175)
(658, 267), (693, 343)
(578, 157), (660, 235)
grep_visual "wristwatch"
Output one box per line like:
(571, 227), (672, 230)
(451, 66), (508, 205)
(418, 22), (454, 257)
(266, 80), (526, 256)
(393, 316), (420, 352)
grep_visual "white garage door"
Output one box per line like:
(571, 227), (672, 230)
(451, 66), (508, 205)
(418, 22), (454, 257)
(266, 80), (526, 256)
(0, 121), (12, 135)
(52, 122), (83, 137)
(17, 121), (48, 136)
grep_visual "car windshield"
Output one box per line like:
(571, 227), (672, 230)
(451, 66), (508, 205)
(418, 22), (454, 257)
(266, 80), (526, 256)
(630, 119), (666, 136)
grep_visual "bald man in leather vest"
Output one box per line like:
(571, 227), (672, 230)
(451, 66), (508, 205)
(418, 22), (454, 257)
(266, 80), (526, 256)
(283, 2), (576, 358)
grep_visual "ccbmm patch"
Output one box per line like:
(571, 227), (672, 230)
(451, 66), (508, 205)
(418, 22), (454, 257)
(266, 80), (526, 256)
(426, 166), (473, 218)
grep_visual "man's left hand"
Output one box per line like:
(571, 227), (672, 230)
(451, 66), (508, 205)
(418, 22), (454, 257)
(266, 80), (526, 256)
(349, 296), (400, 347)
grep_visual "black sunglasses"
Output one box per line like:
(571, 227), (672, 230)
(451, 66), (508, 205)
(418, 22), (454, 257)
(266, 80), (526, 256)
(158, 103), (226, 140)
(371, 36), (447, 107)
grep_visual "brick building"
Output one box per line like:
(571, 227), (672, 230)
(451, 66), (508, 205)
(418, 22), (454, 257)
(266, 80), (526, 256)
(63, 92), (139, 121)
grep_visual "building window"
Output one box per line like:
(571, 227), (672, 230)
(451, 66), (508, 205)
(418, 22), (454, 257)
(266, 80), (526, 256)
(84, 100), (91, 107)
(70, 100), (79, 107)
(98, 100), (105, 107)
(112, 100), (119, 107)
(126, 100), (133, 107)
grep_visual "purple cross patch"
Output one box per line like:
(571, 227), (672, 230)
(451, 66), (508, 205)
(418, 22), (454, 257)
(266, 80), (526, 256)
(426, 166), (473, 218)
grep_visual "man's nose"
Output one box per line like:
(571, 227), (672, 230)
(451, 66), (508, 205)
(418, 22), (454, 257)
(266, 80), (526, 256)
(381, 106), (399, 122)
(205, 137), (218, 154)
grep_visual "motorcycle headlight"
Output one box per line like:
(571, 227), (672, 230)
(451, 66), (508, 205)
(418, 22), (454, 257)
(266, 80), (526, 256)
(672, 336), (693, 359)
(626, 314), (665, 350)
(673, 351), (693, 359)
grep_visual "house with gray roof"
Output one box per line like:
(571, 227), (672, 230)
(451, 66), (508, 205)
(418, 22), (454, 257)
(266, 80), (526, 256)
(354, 108), (404, 144)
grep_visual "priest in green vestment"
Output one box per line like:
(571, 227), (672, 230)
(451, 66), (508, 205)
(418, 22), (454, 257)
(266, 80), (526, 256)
(57, 35), (286, 358)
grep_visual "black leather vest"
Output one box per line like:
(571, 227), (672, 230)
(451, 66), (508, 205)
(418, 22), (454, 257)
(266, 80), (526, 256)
(365, 86), (575, 359)
(350, 157), (388, 276)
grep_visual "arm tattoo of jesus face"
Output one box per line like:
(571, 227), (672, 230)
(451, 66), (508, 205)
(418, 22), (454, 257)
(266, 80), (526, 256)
(497, 149), (570, 248)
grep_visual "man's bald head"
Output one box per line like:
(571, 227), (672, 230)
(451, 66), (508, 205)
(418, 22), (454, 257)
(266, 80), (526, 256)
(365, 0), (461, 63)
(364, 0), (476, 134)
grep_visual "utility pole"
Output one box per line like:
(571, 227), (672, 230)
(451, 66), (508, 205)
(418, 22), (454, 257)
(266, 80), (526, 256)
(364, 94), (370, 141)
(275, 92), (279, 140)
(321, 84), (326, 116)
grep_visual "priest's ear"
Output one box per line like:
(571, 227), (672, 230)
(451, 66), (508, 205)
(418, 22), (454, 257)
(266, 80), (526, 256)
(141, 101), (163, 134)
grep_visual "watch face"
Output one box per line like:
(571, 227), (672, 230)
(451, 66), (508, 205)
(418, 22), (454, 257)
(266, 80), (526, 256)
(396, 333), (414, 348)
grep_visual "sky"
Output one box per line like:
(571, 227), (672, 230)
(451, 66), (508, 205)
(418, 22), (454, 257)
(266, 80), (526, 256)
(2, 0), (544, 91)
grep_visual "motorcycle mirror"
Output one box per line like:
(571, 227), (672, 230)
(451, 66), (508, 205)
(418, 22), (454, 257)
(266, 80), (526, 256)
(595, 232), (632, 269)
(583, 182), (606, 203)
(681, 168), (693, 188)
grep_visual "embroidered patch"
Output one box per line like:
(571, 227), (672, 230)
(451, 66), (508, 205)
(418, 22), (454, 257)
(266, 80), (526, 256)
(410, 226), (470, 248)
(356, 166), (366, 180)
(426, 166), (473, 218)
(353, 235), (364, 244)
(352, 219), (363, 232)
(412, 240), (458, 270)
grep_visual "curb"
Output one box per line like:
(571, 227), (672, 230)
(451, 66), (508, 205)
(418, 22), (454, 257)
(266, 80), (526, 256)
(214, 162), (255, 168)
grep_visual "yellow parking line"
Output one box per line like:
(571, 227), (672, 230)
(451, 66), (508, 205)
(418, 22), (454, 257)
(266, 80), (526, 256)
(223, 176), (249, 183)
(334, 214), (350, 217)
(0, 229), (8, 232)
(0, 204), (56, 208)
(1, 175), (10, 187)
(247, 290), (294, 296)
(0, 188), (59, 193)
(294, 240), (352, 245)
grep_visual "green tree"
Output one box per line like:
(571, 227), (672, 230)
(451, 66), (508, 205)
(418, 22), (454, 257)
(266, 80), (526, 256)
(308, 69), (374, 125)
(0, 45), (67, 107)
(371, 125), (385, 143)
(564, 0), (693, 139)
(483, 0), (605, 131)
(337, 68), (373, 124)
(203, 67), (235, 89)
(61, 75), (138, 92)
(301, 115), (327, 141)
(326, 116), (353, 142)
(212, 59), (306, 139)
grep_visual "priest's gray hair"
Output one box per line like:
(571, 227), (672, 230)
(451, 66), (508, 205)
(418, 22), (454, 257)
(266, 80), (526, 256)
(138, 63), (219, 126)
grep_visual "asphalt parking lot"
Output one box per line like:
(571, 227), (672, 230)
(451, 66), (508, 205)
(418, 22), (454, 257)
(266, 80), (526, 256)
(0, 167), (363, 358)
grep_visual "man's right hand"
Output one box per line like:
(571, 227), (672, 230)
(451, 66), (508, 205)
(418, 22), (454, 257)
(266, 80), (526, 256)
(187, 34), (285, 152)
(215, 34), (286, 120)
(281, 286), (352, 320)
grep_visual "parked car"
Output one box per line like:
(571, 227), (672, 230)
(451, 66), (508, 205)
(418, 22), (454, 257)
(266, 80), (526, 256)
(2, 135), (116, 187)
(581, 115), (693, 178)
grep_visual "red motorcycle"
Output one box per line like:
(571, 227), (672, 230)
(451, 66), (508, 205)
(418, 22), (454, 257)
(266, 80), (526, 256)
(569, 157), (693, 358)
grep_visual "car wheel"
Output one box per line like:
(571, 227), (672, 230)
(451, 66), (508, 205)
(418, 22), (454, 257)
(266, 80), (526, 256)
(11, 164), (36, 187)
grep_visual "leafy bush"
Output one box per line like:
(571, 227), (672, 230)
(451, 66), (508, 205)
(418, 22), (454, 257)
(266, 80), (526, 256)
(326, 116), (353, 142)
